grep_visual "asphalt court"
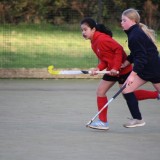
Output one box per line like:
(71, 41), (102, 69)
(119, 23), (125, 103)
(0, 79), (160, 160)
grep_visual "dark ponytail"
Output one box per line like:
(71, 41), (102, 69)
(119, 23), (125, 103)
(96, 24), (113, 37)
(80, 17), (113, 37)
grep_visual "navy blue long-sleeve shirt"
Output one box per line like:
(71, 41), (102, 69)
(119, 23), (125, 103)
(125, 24), (160, 78)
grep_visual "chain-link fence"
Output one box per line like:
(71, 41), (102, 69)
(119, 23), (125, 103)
(0, 0), (160, 69)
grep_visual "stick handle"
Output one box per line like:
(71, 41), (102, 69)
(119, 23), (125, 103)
(95, 71), (111, 74)
(113, 84), (126, 99)
(88, 70), (119, 74)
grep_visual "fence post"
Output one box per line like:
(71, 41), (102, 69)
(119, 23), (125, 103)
(97, 0), (102, 23)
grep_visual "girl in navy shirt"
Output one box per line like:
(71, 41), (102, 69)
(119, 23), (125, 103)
(121, 8), (160, 128)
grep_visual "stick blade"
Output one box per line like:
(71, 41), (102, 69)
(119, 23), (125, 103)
(86, 120), (92, 127)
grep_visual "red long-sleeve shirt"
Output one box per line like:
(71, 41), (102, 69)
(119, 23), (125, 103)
(91, 31), (132, 75)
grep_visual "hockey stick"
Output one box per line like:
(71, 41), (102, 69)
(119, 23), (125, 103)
(48, 65), (112, 75)
(86, 83), (126, 127)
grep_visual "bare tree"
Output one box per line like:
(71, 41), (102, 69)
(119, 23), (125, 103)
(143, 0), (160, 30)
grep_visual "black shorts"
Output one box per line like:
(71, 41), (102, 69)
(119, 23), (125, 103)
(102, 72), (131, 84)
(138, 73), (160, 84)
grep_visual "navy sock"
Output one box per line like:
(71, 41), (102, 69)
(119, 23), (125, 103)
(123, 92), (142, 120)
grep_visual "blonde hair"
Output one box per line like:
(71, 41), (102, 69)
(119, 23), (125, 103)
(122, 8), (156, 43)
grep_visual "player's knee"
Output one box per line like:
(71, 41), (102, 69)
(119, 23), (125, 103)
(96, 88), (106, 97)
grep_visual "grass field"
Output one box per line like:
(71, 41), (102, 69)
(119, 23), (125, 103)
(0, 24), (160, 69)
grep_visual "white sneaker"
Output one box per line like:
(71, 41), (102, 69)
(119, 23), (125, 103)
(88, 120), (109, 130)
(123, 118), (146, 128)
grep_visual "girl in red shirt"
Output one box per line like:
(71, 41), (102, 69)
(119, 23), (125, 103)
(80, 17), (159, 130)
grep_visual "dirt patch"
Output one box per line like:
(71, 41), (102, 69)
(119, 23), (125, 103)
(0, 68), (102, 79)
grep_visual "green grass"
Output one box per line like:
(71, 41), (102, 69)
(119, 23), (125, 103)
(0, 24), (160, 69)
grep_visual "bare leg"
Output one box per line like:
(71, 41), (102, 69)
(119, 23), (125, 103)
(153, 83), (160, 92)
(122, 75), (147, 94)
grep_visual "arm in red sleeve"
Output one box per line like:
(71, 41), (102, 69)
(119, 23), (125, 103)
(97, 60), (108, 71)
(100, 38), (123, 71)
(112, 45), (123, 70)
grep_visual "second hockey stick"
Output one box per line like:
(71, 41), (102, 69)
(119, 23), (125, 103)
(86, 84), (126, 127)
